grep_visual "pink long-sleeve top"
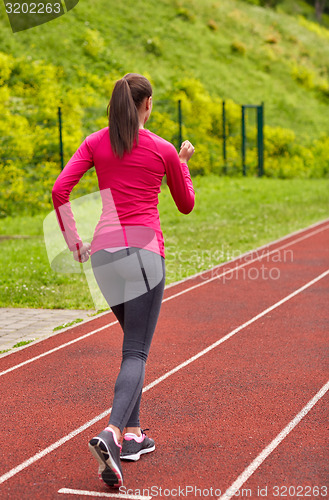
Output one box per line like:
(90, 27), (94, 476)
(52, 127), (195, 259)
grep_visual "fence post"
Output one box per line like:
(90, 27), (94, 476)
(178, 100), (182, 150)
(58, 106), (64, 171)
(257, 102), (264, 177)
(241, 105), (246, 176)
(222, 100), (227, 174)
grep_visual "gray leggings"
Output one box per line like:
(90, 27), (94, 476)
(91, 247), (165, 432)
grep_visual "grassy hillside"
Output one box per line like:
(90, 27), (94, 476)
(1, 0), (328, 135)
(0, 0), (328, 216)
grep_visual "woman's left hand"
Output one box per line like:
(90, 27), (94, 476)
(73, 242), (91, 263)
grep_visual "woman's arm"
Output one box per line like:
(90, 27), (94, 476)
(165, 141), (195, 214)
(52, 137), (94, 252)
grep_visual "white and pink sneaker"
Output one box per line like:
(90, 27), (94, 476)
(120, 428), (155, 461)
(89, 427), (123, 487)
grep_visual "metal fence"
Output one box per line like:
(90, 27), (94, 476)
(0, 99), (264, 177)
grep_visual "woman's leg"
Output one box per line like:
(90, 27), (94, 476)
(91, 248), (165, 433)
(124, 388), (142, 429)
(108, 255), (165, 431)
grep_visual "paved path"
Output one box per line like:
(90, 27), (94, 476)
(0, 308), (97, 354)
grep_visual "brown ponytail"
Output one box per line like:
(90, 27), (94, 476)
(107, 73), (153, 158)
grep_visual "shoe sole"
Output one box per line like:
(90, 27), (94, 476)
(120, 444), (155, 461)
(89, 437), (123, 487)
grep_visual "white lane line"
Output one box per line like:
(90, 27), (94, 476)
(162, 223), (329, 304)
(1, 223), (328, 378)
(1, 269), (328, 486)
(165, 218), (329, 288)
(143, 269), (329, 392)
(218, 379), (329, 500)
(0, 321), (118, 378)
(0, 405), (112, 486)
(58, 488), (152, 500)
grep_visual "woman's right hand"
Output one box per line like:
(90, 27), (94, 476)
(179, 140), (195, 164)
(73, 242), (91, 263)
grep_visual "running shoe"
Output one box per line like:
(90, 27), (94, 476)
(88, 427), (123, 487)
(120, 428), (155, 461)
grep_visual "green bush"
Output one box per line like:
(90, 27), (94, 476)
(175, 6), (196, 22)
(264, 126), (296, 156)
(264, 129), (329, 179)
(0, 51), (90, 216)
(310, 135), (329, 177)
(147, 111), (178, 144)
(291, 62), (315, 90)
(188, 144), (212, 176)
(298, 15), (329, 42)
(144, 37), (163, 57)
(0, 52), (14, 84)
(82, 29), (105, 58)
(231, 40), (247, 55)
(207, 19), (218, 31)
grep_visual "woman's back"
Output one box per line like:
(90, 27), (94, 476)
(93, 127), (168, 220)
(52, 125), (194, 258)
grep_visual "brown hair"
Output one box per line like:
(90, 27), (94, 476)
(107, 73), (153, 158)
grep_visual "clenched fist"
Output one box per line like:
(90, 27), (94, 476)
(179, 140), (195, 164)
(73, 242), (91, 263)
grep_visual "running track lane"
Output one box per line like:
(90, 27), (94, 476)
(0, 220), (328, 499)
(1, 219), (328, 372)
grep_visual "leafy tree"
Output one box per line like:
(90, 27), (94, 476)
(303, 0), (329, 22)
(315, 0), (328, 22)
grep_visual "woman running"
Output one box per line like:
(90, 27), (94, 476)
(52, 73), (195, 488)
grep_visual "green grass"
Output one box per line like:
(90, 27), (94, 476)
(0, 338), (36, 354)
(12, 339), (35, 348)
(53, 318), (83, 331)
(0, 176), (328, 309)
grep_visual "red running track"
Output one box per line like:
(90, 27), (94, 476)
(1, 219), (328, 500)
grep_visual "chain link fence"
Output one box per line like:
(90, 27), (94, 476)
(0, 98), (265, 216)
(0, 99), (264, 176)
